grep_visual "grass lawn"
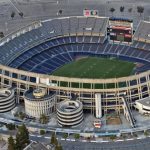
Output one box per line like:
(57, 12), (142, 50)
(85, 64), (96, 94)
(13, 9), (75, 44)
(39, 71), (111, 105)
(52, 57), (135, 79)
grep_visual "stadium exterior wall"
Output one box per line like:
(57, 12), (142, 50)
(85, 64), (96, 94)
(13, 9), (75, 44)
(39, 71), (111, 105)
(0, 64), (150, 115)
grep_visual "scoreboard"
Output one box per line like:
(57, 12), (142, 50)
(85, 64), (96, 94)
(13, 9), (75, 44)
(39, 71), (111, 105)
(108, 18), (133, 44)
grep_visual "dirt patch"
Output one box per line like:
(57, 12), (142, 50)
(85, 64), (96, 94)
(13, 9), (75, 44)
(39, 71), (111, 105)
(106, 115), (122, 125)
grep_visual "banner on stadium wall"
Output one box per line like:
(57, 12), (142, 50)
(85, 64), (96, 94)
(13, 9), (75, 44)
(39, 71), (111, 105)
(83, 9), (98, 17)
(38, 78), (57, 86)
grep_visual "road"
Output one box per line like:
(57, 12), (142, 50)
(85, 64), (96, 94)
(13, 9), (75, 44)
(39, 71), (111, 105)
(1, 129), (150, 150)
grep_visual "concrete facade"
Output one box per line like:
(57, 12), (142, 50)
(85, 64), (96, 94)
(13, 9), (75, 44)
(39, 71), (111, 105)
(0, 88), (15, 113)
(57, 100), (83, 127)
(24, 89), (56, 118)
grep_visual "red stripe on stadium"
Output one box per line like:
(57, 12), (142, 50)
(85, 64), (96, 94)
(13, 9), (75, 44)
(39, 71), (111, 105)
(125, 34), (132, 37)
(112, 26), (131, 30)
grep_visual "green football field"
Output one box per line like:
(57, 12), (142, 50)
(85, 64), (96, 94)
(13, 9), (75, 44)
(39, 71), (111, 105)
(52, 57), (135, 79)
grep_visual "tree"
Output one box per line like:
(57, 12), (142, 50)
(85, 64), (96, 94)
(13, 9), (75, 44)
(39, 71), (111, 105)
(110, 135), (116, 141)
(137, 6), (144, 16)
(8, 136), (15, 150)
(51, 132), (55, 144)
(15, 124), (30, 149)
(0, 32), (4, 38)
(18, 12), (23, 18)
(51, 132), (58, 146)
(120, 6), (125, 15)
(58, 10), (62, 15)
(144, 131), (149, 137)
(40, 129), (45, 135)
(128, 8), (132, 13)
(11, 11), (15, 19)
(55, 143), (63, 150)
(110, 8), (115, 16)
(15, 134), (22, 150)
(6, 123), (16, 130)
(39, 114), (49, 124)
(18, 112), (26, 120)
(63, 133), (68, 140)
(74, 133), (80, 140)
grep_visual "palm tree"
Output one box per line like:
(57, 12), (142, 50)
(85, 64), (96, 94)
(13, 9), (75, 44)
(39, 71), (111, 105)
(55, 143), (63, 150)
(63, 133), (68, 140)
(74, 133), (80, 141)
(39, 114), (49, 124)
(128, 8), (132, 13)
(11, 11), (15, 19)
(59, 10), (63, 15)
(137, 6), (144, 16)
(110, 8), (115, 16)
(144, 130), (149, 137)
(110, 135), (116, 141)
(8, 136), (15, 150)
(0, 32), (4, 38)
(120, 6), (125, 15)
(19, 12), (24, 18)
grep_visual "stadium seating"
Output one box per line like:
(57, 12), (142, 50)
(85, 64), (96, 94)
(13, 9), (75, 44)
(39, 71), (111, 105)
(0, 17), (150, 75)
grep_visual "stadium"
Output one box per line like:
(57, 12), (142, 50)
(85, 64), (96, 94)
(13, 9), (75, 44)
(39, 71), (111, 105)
(0, 16), (150, 127)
